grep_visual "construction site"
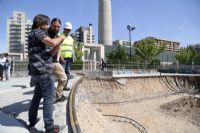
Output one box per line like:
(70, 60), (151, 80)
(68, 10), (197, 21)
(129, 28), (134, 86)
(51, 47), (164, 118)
(0, 69), (200, 133)
(71, 72), (200, 133)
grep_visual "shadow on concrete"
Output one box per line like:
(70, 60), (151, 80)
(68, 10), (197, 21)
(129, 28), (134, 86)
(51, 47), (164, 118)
(1, 100), (42, 116)
(17, 118), (44, 133)
(23, 90), (34, 95)
(0, 99), (44, 133)
(12, 85), (28, 89)
(0, 112), (44, 133)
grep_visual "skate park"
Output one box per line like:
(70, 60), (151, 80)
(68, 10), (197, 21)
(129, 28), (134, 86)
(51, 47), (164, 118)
(69, 71), (200, 133)
(1, 0), (200, 132)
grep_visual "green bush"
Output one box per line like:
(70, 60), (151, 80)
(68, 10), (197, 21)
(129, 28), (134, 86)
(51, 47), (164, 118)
(71, 61), (83, 70)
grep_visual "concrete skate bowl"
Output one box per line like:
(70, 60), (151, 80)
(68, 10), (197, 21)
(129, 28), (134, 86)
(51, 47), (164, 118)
(71, 74), (200, 133)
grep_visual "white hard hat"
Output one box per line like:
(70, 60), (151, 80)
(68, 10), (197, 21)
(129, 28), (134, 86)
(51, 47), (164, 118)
(64, 21), (72, 30)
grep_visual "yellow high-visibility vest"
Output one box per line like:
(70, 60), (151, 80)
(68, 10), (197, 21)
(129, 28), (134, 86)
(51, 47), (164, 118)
(60, 34), (74, 58)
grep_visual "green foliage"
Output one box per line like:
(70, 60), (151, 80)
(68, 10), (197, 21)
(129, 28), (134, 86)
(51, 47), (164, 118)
(72, 40), (84, 70)
(115, 45), (128, 60)
(191, 44), (200, 65)
(176, 46), (198, 65)
(106, 45), (128, 63)
(74, 40), (83, 61)
(71, 60), (83, 70)
(193, 54), (200, 65)
(135, 38), (165, 66)
(106, 51), (115, 63)
(192, 43), (200, 52)
(150, 59), (160, 65)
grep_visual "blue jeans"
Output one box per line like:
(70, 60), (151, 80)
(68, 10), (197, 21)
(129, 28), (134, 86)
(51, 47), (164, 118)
(5, 65), (11, 80)
(28, 74), (55, 131)
(62, 58), (72, 75)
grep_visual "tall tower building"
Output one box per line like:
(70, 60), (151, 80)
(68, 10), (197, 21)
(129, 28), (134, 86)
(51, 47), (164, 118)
(98, 0), (113, 45)
(7, 11), (32, 60)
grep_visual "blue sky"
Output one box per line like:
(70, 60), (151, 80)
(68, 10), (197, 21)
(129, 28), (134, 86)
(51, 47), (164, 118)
(0, 0), (200, 53)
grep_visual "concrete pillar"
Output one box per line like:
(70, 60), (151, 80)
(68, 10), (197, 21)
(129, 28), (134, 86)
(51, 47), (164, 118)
(98, 0), (113, 46)
(93, 50), (96, 61)
(94, 50), (97, 70)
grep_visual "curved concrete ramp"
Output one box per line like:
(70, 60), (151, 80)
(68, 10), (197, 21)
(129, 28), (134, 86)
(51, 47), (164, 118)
(75, 76), (200, 133)
(77, 76), (199, 103)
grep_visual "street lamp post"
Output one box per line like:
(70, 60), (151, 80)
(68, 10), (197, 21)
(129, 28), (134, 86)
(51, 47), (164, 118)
(127, 25), (136, 61)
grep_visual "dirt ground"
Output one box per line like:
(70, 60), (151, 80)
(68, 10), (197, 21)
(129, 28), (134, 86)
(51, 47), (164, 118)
(76, 77), (200, 133)
(160, 96), (200, 127)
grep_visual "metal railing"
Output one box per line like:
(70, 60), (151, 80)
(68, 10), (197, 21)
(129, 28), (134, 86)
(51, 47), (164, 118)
(10, 60), (200, 77)
(11, 60), (29, 77)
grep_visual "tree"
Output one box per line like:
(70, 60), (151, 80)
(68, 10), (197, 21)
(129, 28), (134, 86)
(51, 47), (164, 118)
(176, 46), (198, 65)
(106, 44), (128, 63)
(191, 44), (200, 64)
(106, 50), (115, 62)
(114, 44), (128, 60)
(135, 38), (165, 69)
(73, 40), (83, 62)
(192, 43), (200, 52)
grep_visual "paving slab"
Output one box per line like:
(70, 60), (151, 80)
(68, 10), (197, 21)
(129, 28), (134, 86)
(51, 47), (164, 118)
(0, 74), (81, 133)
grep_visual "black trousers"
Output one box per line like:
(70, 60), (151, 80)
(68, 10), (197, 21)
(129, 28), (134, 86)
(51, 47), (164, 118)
(0, 65), (3, 81)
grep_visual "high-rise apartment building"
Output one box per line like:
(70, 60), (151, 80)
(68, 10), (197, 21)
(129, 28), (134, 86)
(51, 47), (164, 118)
(153, 37), (180, 52)
(74, 24), (95, 44)
(74, 24), (104, 62)
(24, 19), (32, 58)
(7, 11), (32, 60)
(134, 37), (180, 52)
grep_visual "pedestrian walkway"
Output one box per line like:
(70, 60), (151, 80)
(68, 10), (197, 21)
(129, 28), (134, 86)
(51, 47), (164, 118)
(0, 74), (81, 133)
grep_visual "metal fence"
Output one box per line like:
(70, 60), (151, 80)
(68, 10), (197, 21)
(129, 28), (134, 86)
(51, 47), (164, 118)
(11, 60), (29, 77)
(10, 60), (200, 77)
